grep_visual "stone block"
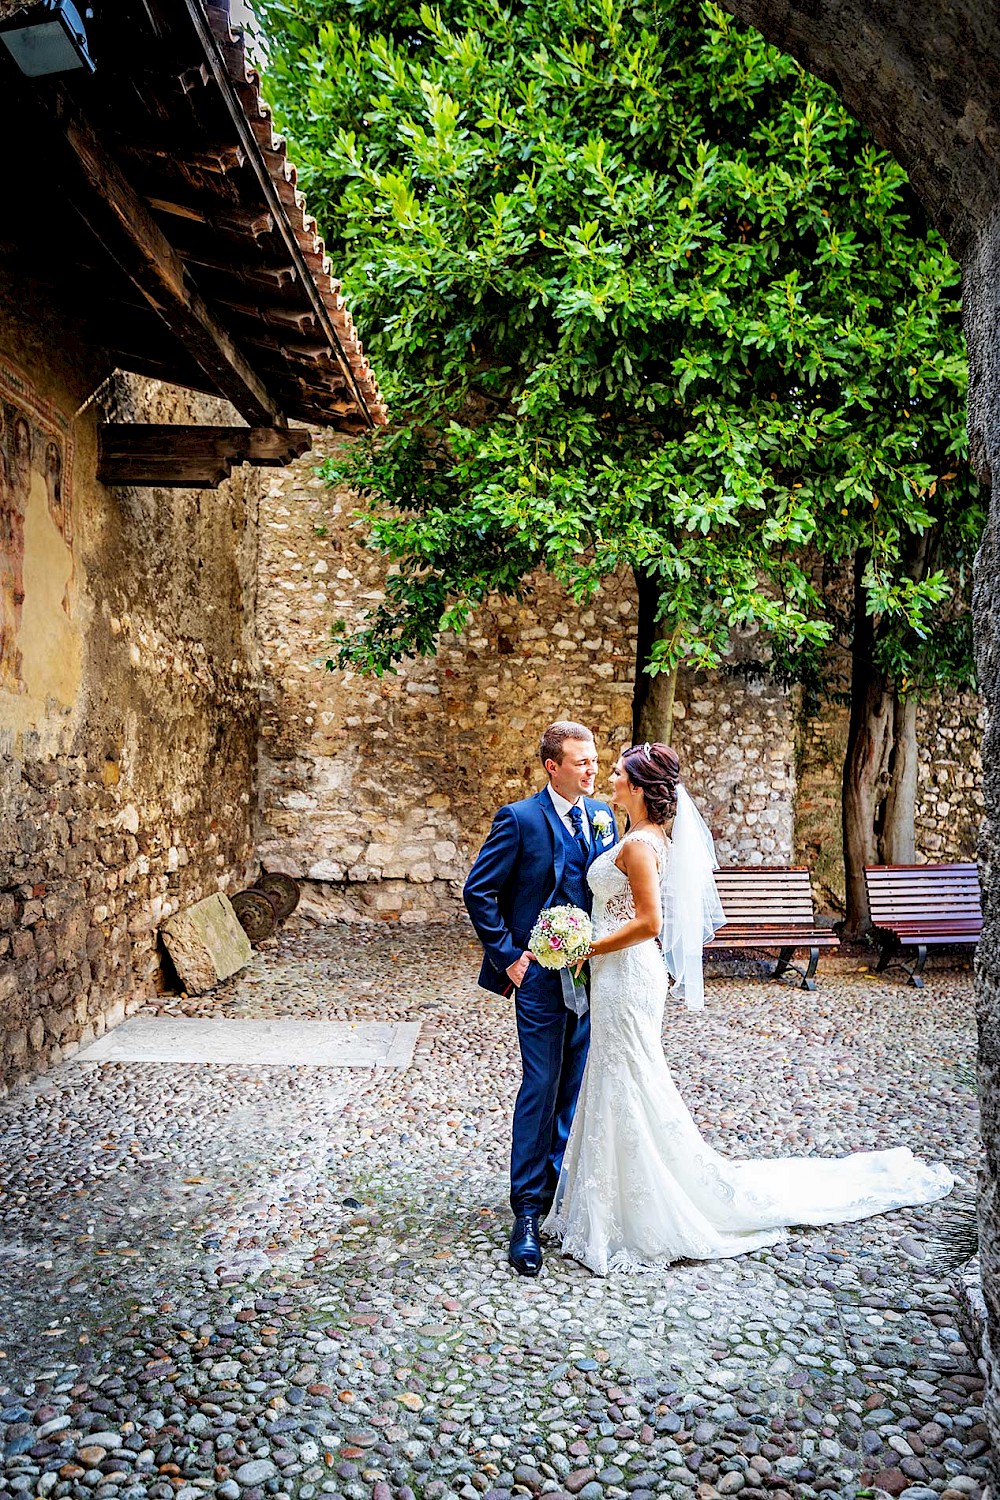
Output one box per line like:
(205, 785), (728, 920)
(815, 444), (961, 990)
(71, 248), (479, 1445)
(161, 893), (251, 996)
(12, 930), (35, 960)
(5, 1029), (27, 1060)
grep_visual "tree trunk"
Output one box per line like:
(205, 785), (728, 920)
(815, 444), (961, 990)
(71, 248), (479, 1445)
(875, 529), (933, 867)
(841, 551), (896, 937)
(635, 661), (680, 746)
(631, 566), (681, 745)
(879, 692), (919, 864)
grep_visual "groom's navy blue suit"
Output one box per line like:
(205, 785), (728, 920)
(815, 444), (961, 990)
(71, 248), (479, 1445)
(464, 788), (617, 1215)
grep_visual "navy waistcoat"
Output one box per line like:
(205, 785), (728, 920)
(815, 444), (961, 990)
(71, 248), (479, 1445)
(553, 816), (590, 910)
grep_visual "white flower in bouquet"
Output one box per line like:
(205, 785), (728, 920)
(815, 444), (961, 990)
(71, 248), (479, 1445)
(528, 904), (593, 970)
(592, 810), (614, 839)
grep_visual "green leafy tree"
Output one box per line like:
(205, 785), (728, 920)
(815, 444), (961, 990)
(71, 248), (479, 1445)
(257, 0), (979, 934)
(818, 474), (981, 929)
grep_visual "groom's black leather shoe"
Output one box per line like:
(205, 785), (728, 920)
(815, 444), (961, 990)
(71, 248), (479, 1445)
(509, 1213), (542, 1277)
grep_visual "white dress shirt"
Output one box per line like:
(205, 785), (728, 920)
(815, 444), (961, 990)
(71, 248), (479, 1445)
(547, 784), (590, 845)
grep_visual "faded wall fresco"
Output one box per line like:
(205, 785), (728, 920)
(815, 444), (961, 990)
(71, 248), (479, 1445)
(0, 359), (75, 707)
(0, 259), (262, 1093)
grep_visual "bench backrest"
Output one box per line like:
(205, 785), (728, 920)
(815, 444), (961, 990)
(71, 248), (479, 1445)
(865, 862), (982, 922)
(713, 866), (818, 928)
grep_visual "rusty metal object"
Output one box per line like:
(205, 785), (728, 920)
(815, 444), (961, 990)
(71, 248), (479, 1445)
(255, 871), (300, 922)
(231, 888), (277, 944)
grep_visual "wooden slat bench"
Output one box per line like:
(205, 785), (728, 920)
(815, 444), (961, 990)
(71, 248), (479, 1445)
(865, 862), (982, 987)
(706, 867), (838, 991)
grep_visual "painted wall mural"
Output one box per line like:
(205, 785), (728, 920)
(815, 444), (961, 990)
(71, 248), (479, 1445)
(0, 360), (75, 697)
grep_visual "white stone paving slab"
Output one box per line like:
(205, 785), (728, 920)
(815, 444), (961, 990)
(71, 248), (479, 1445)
(77, 1018), (421, 1068)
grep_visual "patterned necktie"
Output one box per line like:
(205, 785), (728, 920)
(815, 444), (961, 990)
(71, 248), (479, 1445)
(568, 804), (589, 855)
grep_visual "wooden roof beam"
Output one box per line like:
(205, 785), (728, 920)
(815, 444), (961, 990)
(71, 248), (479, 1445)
(147, 195), (275, 240)
(97, 424), (312, 488)
(188, 0), (376, 428)
(120, 139), (247, 175)
(48, 88), (283, 427)
(175, 249), (298, 291)
(218, 298), (318, 335)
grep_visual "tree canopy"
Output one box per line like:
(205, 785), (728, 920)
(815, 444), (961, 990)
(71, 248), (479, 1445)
(258, 0), (973, 679)
(257, 0), (982, 924)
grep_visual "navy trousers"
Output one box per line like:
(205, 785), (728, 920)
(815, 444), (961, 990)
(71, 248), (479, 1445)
(510, 963), (590, 1215)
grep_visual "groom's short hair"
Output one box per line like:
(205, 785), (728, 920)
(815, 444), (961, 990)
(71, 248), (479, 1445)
(540, 720), (594, 765)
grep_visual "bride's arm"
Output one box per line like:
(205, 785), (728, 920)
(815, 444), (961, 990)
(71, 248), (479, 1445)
(588, 841), (661, 957)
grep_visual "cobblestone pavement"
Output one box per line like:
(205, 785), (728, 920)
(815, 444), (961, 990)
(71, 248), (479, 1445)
(0, 925), (985, 1500)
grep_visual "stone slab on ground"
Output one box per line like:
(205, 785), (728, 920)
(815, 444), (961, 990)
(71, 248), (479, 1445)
(76, 1016), (421, 1067)
(161, 892), (252, 994)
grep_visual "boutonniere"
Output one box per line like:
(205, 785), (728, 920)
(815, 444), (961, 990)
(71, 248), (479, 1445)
(592, 810), (614, 841)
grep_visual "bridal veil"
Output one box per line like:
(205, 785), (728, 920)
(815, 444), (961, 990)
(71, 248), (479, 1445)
(660, 783), (726, 1010)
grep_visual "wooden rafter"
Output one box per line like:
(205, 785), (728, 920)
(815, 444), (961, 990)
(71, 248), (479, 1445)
(118, 139), (247, 175)
(184, 0), (377, 428)
(174, 250), (298, 291)
(97, 425), (312, 488)
(1, 0), (385, 433)
(48, 87), (283, 427)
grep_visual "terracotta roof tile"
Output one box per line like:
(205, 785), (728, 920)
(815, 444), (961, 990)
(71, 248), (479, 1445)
(207, 8), (388, 428)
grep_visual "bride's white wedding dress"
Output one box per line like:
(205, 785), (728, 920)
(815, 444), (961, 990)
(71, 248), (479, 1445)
(542, 828), (954, 1275)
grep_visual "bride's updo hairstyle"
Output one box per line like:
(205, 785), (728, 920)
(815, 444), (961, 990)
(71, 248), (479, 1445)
(621, 742), (681, 825)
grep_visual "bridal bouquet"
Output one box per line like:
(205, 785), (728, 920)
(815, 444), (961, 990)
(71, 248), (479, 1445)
(528, 905), (593, 969)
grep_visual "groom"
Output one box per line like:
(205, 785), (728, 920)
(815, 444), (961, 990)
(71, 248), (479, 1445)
(464, 720), (618, 1276)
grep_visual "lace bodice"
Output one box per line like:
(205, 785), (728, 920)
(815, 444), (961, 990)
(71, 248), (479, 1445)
(588, 828), (668, 941)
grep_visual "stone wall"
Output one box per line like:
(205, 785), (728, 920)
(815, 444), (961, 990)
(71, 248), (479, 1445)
(257, 435), (798, 921)
(0, 270), (261, 1094)
(966, 208), (1000, 1460)
(259, 435), (985, 923)
(913, 692), (985, 859)
(796, 688), (984, 910)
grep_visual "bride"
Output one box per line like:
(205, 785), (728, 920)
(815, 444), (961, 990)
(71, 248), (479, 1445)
(542, 742), (954, 1276)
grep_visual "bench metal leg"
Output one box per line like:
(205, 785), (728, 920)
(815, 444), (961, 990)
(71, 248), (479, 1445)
(874, 940), (894, 973)
(907, 944), (928, 988)
(771, 946), (819, 990)
(872, 938), (927, 986)
(801, 946), (820, 991)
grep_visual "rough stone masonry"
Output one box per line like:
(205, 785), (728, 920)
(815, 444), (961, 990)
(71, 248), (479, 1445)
(0, 264), (261, 1096)
(256, 435), (982, 923)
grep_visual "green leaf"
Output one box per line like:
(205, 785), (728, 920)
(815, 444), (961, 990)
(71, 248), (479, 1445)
(256, 0), (980, 701)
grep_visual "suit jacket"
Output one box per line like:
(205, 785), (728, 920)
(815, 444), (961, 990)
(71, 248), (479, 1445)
(463, 788), (618, 996)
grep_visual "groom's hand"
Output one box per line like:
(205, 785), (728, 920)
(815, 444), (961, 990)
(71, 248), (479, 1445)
(506, 951), (534, 988)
